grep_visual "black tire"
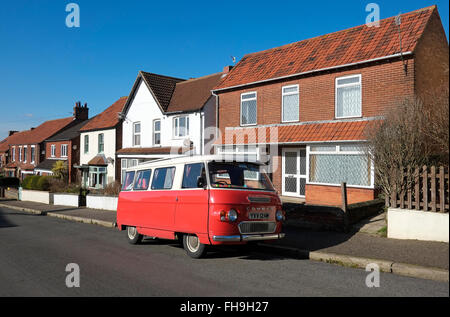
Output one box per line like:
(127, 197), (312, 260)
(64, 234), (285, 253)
(127, 226), (143, 245)
(183, 234), (207, 258)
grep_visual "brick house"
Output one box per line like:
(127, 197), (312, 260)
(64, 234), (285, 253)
(34, 103), (89, 183)
(212, 6), (448, 206)
(116, 68), (227, 183)
(3, 103), (90, 180)
(77, 97), (127, 189)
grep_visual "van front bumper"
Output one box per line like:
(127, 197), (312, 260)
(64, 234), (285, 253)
(212, 233), (285, 242)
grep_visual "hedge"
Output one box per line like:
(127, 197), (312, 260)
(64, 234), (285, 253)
(21, 175), (51, 191)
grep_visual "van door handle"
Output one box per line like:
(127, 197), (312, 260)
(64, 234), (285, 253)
(176, 196), (178, 202)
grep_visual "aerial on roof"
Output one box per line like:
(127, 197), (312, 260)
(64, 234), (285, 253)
(214, 6), (438, 90)
(80, 97), (128, 132)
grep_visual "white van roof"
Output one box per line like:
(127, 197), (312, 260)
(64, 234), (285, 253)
(128, 155), (265, 170)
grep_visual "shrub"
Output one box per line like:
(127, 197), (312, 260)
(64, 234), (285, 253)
(36, 176), (51, 191)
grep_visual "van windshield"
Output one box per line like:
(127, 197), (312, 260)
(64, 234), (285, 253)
(208, 161), (274, 191)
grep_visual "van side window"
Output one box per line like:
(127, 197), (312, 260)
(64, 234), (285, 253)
(122, 171), (135, 191)
(151, 167), (176, 190)
(182, 163), (206, 188)
(133, 169), (151, 190)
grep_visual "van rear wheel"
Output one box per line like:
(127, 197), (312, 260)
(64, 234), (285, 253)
(127, 226), (143, 245)
(183, 234), (207, 258)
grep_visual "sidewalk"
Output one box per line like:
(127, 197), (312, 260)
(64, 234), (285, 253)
(0, 198), (448, 281)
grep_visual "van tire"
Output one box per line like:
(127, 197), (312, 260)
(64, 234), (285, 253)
(127, 226), (143, 245)
(183, 234), (207, 258)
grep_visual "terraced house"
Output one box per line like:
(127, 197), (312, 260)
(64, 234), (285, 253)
(212, 6), (448, 206)
(1, 103), (90, 180)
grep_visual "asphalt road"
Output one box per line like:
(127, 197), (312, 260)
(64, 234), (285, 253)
(0, 207), (448, 297)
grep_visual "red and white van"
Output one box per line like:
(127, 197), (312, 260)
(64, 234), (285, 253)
(117, 155), (285, 258)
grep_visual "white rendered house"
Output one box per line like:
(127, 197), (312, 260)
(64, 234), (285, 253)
(117, 67), (230, 182)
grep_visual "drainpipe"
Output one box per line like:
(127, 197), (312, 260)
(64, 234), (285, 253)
(211, 90), (219, 155)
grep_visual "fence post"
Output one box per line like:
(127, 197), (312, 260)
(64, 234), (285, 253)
(439, 166), (445, 212)
(341, 182), (349, 232)
(423, 166), (428, 211)
(415, 167), (420, 210)
(431, 165), (436, 212)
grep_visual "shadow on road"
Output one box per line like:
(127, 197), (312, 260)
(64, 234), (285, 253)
(138, 237), (304, 261)
(0, 208), (18, 228)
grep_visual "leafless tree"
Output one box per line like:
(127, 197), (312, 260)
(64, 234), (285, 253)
(365, 97), (433, 200)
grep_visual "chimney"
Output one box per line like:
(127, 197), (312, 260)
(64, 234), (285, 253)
(8, 131), (18, 136)
(73, 101), (89, 120)
(223, 65), (233, 74)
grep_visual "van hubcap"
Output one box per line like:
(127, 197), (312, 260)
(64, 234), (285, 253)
(127, 227), (137, 240)
(186, 235), (200, 252)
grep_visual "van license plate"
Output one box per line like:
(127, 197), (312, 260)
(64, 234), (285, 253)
(249, 213), (270, 220)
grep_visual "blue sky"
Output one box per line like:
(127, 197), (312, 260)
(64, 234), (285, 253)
(0, 0), (448, 140)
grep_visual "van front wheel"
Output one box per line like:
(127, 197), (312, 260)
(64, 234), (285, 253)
(127, 226), (143, 245)
(183, 234), (207, 258)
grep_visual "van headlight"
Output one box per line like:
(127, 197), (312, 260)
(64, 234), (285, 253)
(228, 209), (238, 222)
(276, 210), (284, 222)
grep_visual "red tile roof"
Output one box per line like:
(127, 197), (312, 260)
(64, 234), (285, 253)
(80, 97), (127, 132)
(215, 120), (381, 145)
(6, 117), (74, 146)
(214, 6), (436, 90)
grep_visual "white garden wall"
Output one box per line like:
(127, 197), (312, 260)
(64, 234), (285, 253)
(53, 193), (80, 207)
(388, 208), (449, 242)
(86, 195), (118, 211)
(21, 189), (53, 204)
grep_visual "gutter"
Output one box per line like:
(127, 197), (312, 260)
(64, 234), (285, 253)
(212, 52), (413, 93)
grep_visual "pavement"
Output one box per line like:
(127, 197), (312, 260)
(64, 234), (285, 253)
(0, 198), (448, 282)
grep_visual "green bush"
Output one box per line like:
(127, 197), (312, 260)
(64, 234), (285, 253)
(22, 175), (51, 191)
(36, 176), (51, 191)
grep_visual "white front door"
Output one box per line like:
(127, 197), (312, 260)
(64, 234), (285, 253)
(282, 148), (306, 197)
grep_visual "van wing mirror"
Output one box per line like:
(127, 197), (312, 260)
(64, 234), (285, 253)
(197, 176), (207, 189)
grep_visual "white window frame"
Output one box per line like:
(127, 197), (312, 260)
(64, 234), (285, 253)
(153, 119), (161, 145)
(84, 135), (89, 154)
(306, 143), (374, 189)
(51, 144), (56, 157)
(30, 145), (35, 164)
(98, 133), (104, 154)
(23, 146), (28, 163)
(240, 92), (257, 126)
(19, 146), (23, 162)
(281, 84), (300, 123)
(12, 146), (15, 161)
(61, 144), (68, 158)
(133, 122), (141, 146)
(335, 74), (362, 119)
(173, 116), (190, 138)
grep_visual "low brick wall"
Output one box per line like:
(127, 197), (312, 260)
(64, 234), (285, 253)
(53, 193), (80, 207)
(305, 184), (376, 206)
(21, 189), (54, 204)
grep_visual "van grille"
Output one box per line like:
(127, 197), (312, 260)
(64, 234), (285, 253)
(238, 221), (276, 234)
